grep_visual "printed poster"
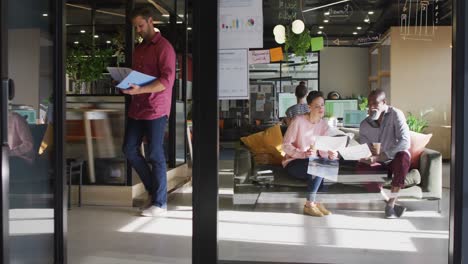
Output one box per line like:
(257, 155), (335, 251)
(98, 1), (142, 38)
(218, 49), (249, 100)
(219, 0), (263, 49)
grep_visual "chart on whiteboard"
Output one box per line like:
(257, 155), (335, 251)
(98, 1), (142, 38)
(218, 49), (249, 100)
(219, 0), (263, 49)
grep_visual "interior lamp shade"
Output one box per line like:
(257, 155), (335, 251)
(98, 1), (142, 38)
(273, 24), (286, 37)
(291, 19), (305, 34)
(275, 34), (286, 44)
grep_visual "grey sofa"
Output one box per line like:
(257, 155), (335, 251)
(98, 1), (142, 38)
(233, 128), (443, 205)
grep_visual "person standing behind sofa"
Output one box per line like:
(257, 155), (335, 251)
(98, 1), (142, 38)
(282, 91), (340, 217)
(284, 83), (310, 126)
(121, 6), (176, 217)
(359, 89), (411, 219)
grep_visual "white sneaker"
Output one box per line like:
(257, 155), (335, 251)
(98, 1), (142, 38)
(139, 195), (153, 210)
(141, 206), (167, 217)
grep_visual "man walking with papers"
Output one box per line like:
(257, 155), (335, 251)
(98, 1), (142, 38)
(359, 90), (411, 219)
(121, 7), (176, 217)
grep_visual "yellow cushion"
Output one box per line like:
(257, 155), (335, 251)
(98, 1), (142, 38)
(240, 124), (284, 165)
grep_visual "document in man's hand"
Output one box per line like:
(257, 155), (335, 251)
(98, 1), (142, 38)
(116, 71), (157, 89)
(107, 67), (132, 82)
(314, 136), (348, 151)
(338, 144), (372, 160)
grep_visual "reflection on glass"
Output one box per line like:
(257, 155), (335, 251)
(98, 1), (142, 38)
(65, 96), (126, 185)
(8, 111), (34, 164)
(66, 2), (127, 95)
(175, 101), (186, 166)
(7, 0), (55, 261)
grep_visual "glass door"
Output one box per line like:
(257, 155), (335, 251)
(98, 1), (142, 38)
(0, 0), (65, 263)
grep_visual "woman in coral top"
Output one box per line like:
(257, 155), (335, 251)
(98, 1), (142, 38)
(282, 91), (340, 217)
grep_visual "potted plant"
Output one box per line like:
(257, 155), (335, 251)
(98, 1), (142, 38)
(406, 112), (429, 133)
(357, 95), (368, 111)
(284, 27), (311, 64)
(66, 35), (113, 94)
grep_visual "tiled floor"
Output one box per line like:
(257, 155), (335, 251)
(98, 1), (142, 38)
(68, 161), (451, 264)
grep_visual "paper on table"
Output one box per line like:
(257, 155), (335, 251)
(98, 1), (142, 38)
(116, 71), (157, 89)
(338, 144), (372, 160)
(107, 67), (132, 82)
(314, 136), (348, 151)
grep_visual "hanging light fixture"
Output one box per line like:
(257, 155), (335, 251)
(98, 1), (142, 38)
(291, 19), (305, 34)
(364, 15), (370, 23)
(273, 24), (286, 36)
(273, 24), (286, 44)
(275, 34), (286, 44)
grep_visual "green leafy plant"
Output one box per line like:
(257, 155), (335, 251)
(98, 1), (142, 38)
(406, 112), (429, 133)
(284, 27), (311, 63)
(66, 48), (87, 89)
(350, 94), (368, 111)
(358, 96), (368, 111)
(66, 35), (113, 93)
(111, 30), (126, 66)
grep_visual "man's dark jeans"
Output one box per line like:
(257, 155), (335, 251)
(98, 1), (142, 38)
(123, 116), (167, 208)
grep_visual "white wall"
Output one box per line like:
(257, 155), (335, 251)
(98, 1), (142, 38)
(8, 29), (40, 112)
(390, 26), (452, 158)
(320, 47), (369, 99)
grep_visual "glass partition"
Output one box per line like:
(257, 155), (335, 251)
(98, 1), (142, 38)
(218, 1), (451, 263)
(3, 0), (61, 262)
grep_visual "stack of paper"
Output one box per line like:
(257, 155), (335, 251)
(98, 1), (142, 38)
(107, 67), (132, 82)
(338, 144), (372, 160)
(107, 67), (157, 90)
(314, 136), (348, 151)
(307, 157), (339, 182)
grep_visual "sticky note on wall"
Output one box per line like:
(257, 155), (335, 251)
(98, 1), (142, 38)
(270, 47), (284, 62)
(311, 37), (324, 51)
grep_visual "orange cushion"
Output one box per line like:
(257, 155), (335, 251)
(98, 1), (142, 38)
(241, 124), (284, 165)
(409, 131), (432, 169)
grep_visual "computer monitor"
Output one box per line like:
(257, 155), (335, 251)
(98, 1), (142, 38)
(324, 99), (358, 119)
(278, 93), (297, 118)
(343, 110), (368, 128)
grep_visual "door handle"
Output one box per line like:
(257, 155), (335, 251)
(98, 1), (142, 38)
(1, 78), (13, 146)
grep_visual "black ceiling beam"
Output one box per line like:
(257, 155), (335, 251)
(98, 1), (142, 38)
(66, 0), (127, 9)
(134, 0), (177, 17)
(66, 24), (125, 27)
(67, 4), (126, 10)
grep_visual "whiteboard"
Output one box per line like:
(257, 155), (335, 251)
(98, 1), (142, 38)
(219, 0), (263, 49)
(218, 49), (249, 100)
